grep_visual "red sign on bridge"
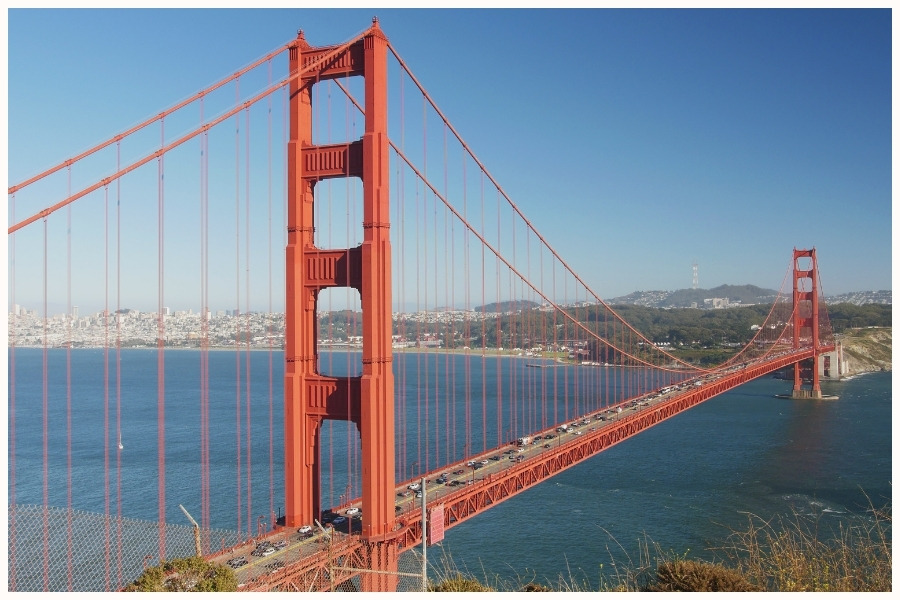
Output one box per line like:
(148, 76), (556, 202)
(428, 504), (445, 545)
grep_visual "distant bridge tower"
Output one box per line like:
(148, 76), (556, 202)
(284, 19), (397, 590)
(791, 247), (827, 399)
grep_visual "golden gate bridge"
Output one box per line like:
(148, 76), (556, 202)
(7, 20), (836, 591)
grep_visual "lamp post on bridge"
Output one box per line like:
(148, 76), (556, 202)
(257, 515), (267, 538)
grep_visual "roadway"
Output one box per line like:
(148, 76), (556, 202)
(210, 353), (801, 589)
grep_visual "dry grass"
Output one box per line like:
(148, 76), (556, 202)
(711, 501), (892, 592)
(428, 498), (891, 592)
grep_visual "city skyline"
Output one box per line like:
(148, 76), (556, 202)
(8, 8), (892, 317)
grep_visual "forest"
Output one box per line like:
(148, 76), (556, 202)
(320, 302), (890, 352)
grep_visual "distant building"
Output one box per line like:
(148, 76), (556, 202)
(704, 297), (729, 309)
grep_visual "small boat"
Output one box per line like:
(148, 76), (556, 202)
(118, 433), (124, 450)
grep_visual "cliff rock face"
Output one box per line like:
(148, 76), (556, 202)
(838, 327), (891, 376)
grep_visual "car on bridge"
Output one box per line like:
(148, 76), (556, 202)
(265, 560), (285, 573)
(345, 507), (360, 516)
(297, 525), (312, 535)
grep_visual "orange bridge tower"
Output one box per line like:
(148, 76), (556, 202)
(284, 20), (397, 589)
(791, 247), (827, 399)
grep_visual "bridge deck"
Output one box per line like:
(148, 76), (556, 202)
(208, 350), (813, 591)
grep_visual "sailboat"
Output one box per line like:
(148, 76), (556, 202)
(118, 433), (124, 450)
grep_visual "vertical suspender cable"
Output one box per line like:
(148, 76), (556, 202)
(267, 59), (275, 527)
(8, 194), (15, 590)
(66, 170), (74, 590)
(397, 71), (406, 481)
(461, 149), (468, 462)
(438, 123), (447, 469)
(562, 270), (568, 424)
(573, 286), (579, 417)
(199, 100), (211, 540)
(443, 124), (452, 467)
(103, 184), (111, 589)
(244, 105), (253, 536)
(477, 171), (484, 460)
(552, 260), (557, 426)
(508, 201), (515, 446)
(422, 95), (429, 475)
(233, 80), (243, 539)
(115, 140), (124, 584)
(42, 217), (49, 592)
(414, 177), (422, 472)
(157, 117), (167, 560)
(492, 188), (499, 453)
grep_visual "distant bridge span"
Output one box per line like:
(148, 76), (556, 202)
(224, 346), (827, 591)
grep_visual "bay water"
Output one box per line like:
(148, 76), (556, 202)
(8, 348), (891, 587)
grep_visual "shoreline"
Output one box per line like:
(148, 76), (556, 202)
(9, 345), (889, 377)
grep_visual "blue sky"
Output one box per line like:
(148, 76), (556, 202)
(7, 8), (893, 315)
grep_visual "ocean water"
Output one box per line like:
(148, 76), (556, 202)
(431, 370), (892, 588)
(7, 348), (891, 587)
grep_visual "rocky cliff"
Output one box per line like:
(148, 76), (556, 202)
(837, 327), (891, 376)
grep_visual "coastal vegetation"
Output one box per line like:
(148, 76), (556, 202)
(428, 500), (892, 592)
(359, 302), (892, 349)
(124, 556), (237, 592)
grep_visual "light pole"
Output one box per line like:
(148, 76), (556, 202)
(408, 461), (419, 482)
(257, 515), (266, 538)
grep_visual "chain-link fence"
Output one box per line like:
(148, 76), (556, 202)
(9, 505), (433, 592)
(7, 504), (240, 592)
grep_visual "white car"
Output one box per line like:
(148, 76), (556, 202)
(297, 525), (312, 534)
(408, 483), (421, 491)
(345, 507), (360, 516)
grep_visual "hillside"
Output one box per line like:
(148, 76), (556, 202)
(609, 285), (778, 308)
(838, 327), (891, 375)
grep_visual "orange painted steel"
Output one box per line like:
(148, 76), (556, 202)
(7, 43), (294, 197)
(284, 19), (398, 591)
(8, 32), (370, 235)
(227, 349), (820, 591)
(392, 349), (817, 546)
(791, 248), (829, 396)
